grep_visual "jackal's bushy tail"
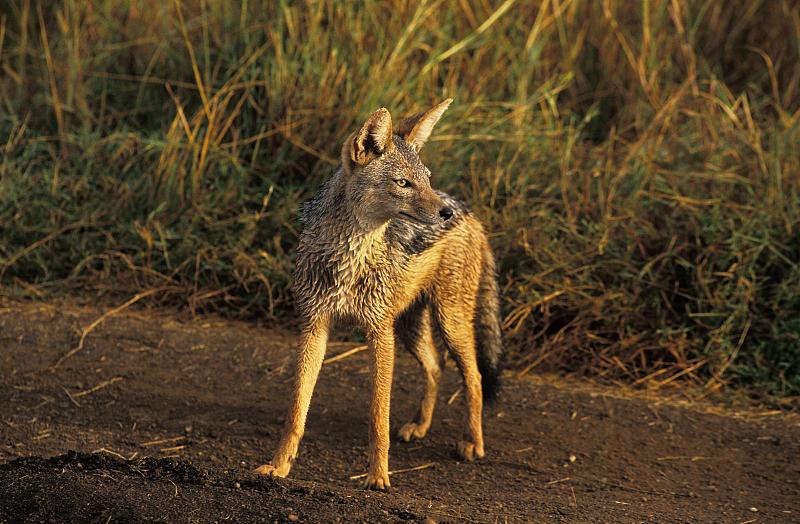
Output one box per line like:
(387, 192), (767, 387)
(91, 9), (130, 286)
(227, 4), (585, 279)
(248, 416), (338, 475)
(475, 243), (503, 404)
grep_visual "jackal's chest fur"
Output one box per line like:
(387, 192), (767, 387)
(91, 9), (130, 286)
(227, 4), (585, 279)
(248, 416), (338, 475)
(294, 223), (402, 324)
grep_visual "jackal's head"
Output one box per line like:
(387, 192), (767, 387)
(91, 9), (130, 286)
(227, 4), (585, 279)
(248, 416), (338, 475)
(340, 99), (454, 229)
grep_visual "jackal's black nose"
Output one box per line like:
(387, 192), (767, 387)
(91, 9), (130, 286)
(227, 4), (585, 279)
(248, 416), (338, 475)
(439, 206), (454, 220)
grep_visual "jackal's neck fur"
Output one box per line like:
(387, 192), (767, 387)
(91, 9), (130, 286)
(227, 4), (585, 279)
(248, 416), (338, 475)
(298, 166), (393, 287)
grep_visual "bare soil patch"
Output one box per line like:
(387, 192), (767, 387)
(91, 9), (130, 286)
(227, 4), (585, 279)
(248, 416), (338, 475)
(1, 300), (798, 523)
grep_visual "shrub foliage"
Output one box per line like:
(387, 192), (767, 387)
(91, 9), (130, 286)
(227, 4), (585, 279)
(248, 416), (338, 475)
(1, 1), (798, 395)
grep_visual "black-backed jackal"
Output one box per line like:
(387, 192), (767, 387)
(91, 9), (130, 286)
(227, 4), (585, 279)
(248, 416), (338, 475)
(254, 100), (502, 490)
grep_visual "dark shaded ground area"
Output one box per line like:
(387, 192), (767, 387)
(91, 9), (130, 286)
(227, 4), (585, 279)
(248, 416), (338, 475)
(1, 299), (798, 523)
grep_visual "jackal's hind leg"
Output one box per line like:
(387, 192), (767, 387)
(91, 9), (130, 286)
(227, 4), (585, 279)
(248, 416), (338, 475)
(396, 306), (443, 442)
(254, 317), (329, 478)
(434, 304), (484, 461)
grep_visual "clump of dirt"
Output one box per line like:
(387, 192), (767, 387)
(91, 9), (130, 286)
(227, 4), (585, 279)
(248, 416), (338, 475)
(1, 299), (798, 523)
(1, 450), (414, 523)
(6, 450), (210, 484)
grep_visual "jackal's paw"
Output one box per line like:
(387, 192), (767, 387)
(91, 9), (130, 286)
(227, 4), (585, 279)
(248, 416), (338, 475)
(363, 471), (391, 491)
(253, 461), (291, 478)
(457, 440), (485, 462)
(397, 421), (429, 442)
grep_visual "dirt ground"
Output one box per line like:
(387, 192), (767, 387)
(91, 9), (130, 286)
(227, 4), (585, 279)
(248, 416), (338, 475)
(1, 299), (798, 523)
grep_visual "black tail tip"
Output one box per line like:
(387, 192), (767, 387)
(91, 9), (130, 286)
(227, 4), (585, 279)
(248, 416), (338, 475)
(481, 367), (502, 405)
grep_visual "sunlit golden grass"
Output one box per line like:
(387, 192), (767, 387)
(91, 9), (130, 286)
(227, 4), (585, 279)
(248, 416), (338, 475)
(1, 0), (799, 397)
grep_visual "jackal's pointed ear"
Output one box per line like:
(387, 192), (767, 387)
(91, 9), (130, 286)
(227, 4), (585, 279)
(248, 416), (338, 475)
(395, 98), (453, 151)
(345, 107), (393, 168)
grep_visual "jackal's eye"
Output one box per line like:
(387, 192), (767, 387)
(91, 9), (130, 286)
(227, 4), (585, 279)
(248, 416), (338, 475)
(395, 178), (411, 188)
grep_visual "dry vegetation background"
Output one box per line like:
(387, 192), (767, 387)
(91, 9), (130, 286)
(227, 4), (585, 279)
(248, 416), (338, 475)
(1, 0), (798, 398)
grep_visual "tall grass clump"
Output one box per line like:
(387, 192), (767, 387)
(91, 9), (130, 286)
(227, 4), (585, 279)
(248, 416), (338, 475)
(1, 1), (799, 396)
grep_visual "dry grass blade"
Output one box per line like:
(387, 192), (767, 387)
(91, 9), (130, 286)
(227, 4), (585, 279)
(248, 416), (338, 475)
(92, 448), (132, 461)
(546, 477), (571, 485)
(140, 436), (186, 448)
(0, 222), (86, 282)
(323, 345), (368, 365)
(422, 0), (517, 73)
(60, 386), (81, 407)
(656, 456), (710, 462)
(51, 287), (173, 370)
(447, 387), (462, 405)
(348, 462), (435, 480)
(35, 4), (63, 142)
(173, 0), (210, 120)
(72, 376), (124, 398)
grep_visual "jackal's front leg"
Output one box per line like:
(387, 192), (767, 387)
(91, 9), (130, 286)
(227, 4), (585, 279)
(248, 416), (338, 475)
(364, 325), (395, 490)
(254, 317), (329, 478)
